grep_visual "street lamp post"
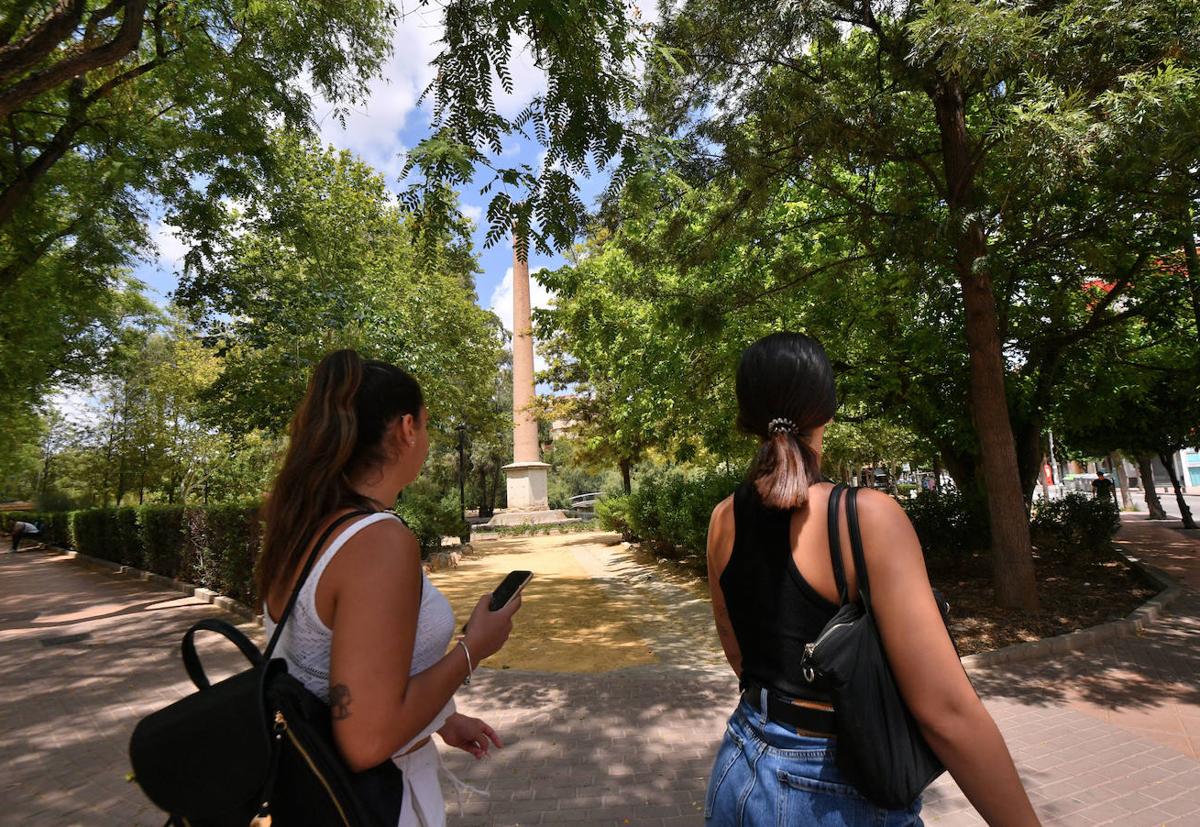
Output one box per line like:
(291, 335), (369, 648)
(455, 423), (468, 543)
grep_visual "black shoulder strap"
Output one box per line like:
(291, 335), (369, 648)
(845, 487), (873, 614)
(826, 483), (849, 605)
(265, 509), (377, 658)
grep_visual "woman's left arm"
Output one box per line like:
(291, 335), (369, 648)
(707, 495), (742, 678)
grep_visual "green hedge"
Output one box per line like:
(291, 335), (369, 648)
(622, 467), (743, 568)
(3, 491), (467, 604)
(596, 473), (1123, 572)
(140, 505), (186, 577)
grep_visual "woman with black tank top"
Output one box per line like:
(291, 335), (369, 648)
(704, 333), (1038, 826)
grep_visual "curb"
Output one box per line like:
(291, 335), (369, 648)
(55, 548), (262, 625)
(960, 549), (1184, 671)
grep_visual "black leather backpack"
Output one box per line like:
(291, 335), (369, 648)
(129, 510), (405, 826)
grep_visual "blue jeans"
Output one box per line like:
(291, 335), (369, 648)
(705, 695), (924, 826)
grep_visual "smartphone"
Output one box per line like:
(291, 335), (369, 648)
(489, 570), (533, 611)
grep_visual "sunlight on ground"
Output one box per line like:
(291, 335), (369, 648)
(428, 534), (659, 673)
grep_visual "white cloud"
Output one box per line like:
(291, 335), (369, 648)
(308, 8), (442, 183)
(488, 265), (555, 373)
(152, 222), (188, 267)
(48, 385), (102, 428)
(493, 35), (549, 120)
(461, 204), (483, 225)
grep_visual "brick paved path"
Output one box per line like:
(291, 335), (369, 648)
(2, 519), (1198, 826)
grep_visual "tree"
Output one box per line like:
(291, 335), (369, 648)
(0, 0), (400, 427)
(177, 134), (506, 442)
(403, 0), (644, 256)
(1054, 265), (1200, 529)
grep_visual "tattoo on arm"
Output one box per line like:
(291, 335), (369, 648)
(329, 684), (352, 720)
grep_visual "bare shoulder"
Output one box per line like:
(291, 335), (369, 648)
(330, 515), (421, 578)
(707, 493), (736, 559)
(710, 494), (735, 528)
(849, 486), (908, 523)
(709, 494), (735, 541)
(851, 488), (924, 563)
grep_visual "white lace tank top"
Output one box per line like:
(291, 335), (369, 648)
(262, 512), (458, 755)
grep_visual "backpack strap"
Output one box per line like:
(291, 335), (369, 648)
(182, 618), (264, 690)
(845, 487), (873, 614)
(264, 509), (375, 658)
(825, 483), (849, 605)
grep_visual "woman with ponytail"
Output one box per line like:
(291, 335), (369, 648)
(704, 333), (1037, 826)
(260, 350), (520, 826)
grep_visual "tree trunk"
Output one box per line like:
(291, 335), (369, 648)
(933, 79), (1038, 610)
(932, 456), (943, 492)
(1109, 452), (1131, 510)
(1017, 419), (1045, 503)
(490, 465), (502, 513)
(1158, 451), (1197, 529)
(620, 457), (632, 495)
(1182, 200), (1200, 335)
(0, 0), (149, 121)
(115, 453), (127, 506)
(478, 466), (494, 519)
(1137, 454), (1168, 519)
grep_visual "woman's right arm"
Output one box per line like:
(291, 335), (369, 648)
(853, 490), (1040, 826)
(325, 520), (517, 771)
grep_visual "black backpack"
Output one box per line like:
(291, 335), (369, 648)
(129, 510), (405, 826)
(799, 484), (950, 809)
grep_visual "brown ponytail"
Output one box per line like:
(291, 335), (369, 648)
(257, 349), (423, 599)
(736, 333), (837, 510)
(753, 430), (822, 510)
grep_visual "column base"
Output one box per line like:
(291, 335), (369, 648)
(502, 461), (552, 512)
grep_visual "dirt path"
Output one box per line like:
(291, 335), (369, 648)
(427, 531), (726, 674)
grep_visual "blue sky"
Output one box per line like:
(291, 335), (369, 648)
(135, 7), (612, 348)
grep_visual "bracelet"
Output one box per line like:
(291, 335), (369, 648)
(456, 637), (474, 685)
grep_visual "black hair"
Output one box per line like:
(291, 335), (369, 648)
(736, 332), (837, 509)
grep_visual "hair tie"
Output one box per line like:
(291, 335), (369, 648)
(767, 417), (798, 436)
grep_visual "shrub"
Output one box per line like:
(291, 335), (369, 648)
(895, 483), (918, 498)
(182, 503), (261, 603)
(73, 509), (117, 562)
(46, 511), (74, 548)
(1031, 493), (1120, 558)
(397, 484), (467, 556)
(140, 506), (186, 578)
(627, 467), (741, 567)
(207, 503), (261, 604)
(900, 489), (991, 560)
(114, 507), (143, 567)
(0, 511), (34, 533)
(1, 509), (75, 548)
(595, 495), (635, 540)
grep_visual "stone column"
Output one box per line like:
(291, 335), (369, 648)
(503, 232), (550, 510)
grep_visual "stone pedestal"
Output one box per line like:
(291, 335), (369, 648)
(502, 461), (551, 511)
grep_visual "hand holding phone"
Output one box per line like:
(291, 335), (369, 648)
(488, 570), (533, 611)
(461, 571), (530, 662)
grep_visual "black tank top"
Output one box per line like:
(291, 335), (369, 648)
(719, 482), (840, 697)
